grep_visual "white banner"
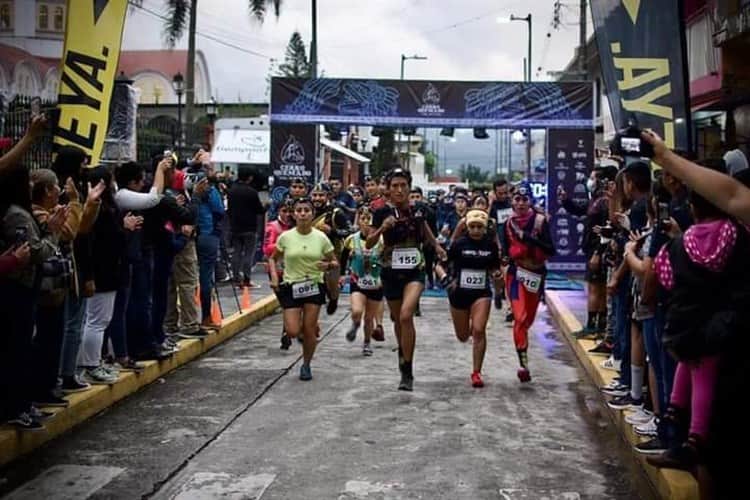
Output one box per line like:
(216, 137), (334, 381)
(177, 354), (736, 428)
(211, 128), (270, 164)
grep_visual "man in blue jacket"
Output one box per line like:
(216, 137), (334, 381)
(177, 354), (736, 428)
(194, 158), (226, 329)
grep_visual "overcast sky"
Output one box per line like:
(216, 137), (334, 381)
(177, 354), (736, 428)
(123, 0), (593, 103)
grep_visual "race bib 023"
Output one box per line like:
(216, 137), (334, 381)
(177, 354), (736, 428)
(459, 269), (486, 290)
(391, 247), (420, 270)
(516, 268), (542, 294)
(292, 280), (318, 299)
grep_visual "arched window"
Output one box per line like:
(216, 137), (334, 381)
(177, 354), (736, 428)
(0, 3), (12, 31)
(38, 5), (48, 31)
(53, 6), (64, 31)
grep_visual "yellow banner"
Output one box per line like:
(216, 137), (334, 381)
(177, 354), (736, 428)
(53, 0), (128, 166)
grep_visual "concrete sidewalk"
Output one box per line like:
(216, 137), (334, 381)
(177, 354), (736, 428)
(0, 289), (279, 469)
(545, 290), (699, 500)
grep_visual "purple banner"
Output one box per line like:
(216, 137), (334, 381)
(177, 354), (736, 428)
(271, 78), (593, 129)
(546, 128), (595, 272)
(270, 124), (316, 206)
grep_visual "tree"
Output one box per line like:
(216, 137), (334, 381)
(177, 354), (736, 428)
(370, 129), (396, 179)
(277, 31), (311, 78)
(163, 0), (282, 129)
(459, 163), (489, 186)
(424, 151), (436, 180)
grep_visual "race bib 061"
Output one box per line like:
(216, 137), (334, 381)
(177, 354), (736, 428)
(459, 269), (486, 289)
(357, 274), (381, 290)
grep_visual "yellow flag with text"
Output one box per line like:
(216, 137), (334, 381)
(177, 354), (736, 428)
(53, 0), (128, 166)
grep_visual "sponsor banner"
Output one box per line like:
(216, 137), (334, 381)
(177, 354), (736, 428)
(546, 128), (595, 272)
(270, 124), (316, 192)
(54, 0), (129, 166)
(212, 129), (270, 164)
(591, 0), (691, 151)
(270, 78), (593, 129)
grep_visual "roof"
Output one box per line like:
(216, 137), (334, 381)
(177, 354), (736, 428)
(320, 137), (370, 163)
(117, 50), (189, 79)
(0, 42), (57, 77)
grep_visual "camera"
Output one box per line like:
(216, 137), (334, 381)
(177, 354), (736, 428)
(14, 226), (28, 245)
(599, 224), (615, 239)
(41, 255), (72, 277)
(611, 117), (654, 159)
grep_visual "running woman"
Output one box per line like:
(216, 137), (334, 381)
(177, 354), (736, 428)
(340, 206), (384, 356)
(368, 168), (447, 391)
(505, 182), (555, 382)
(436, 209), (500, 388)
(268, 197), (338, 380)
(263, 196), (294, 349)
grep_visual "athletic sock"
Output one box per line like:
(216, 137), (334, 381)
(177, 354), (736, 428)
(516, 350), (528, 368)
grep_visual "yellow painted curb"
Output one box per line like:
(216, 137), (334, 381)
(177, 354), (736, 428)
(545, 291), (699, 500)
(0, 294), (280, 468)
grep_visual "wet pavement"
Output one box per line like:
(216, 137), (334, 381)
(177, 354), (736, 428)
(0, 297), (654, 500)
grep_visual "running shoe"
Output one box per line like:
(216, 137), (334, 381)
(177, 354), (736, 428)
(6, 412), (45, 431)
(600, 380), (629, 397)
(471, 372), (484, 388)
(635, 417), (659, 437)
(29, 405), (56, 422)
(600, 355), (621, 372)
(517, 367), (531, 383)
(588, 340), (613, 356)
(61, 375), (91, 394)
(345, 322), (359, 342)
(494, 294), (502, 310)
(299, 364), (312, 381)
(326, 298), (338, 315)
(571, 326), (598, 339)
(398, 374), (414, 391)
(280, 333), (292, 350)
(625, 408), (653, 425)
(372, 325), (385, 342)
(635, 436), (668, 455)
(362, 342), (373, 357)
(505, 312), (514, 323)
(607, 393), (643, 411)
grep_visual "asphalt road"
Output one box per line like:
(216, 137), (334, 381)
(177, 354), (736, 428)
(0, 296), (654, 500)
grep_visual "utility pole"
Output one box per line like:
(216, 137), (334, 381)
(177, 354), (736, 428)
(579, 0), (587, 77)
(311, 0), (318, 77)
(184, 0), (197, 141)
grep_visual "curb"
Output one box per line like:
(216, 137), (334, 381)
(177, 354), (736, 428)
(0, 294), (280, 468)
(545, 291), (699, 500)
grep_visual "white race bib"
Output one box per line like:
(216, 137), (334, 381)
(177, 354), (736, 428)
(292, 279), (318, 299)
(460, 269), (486, 289)
(496, 208), (512, 224)
(357, 274), (381, 290)
(391, 247), (420, 270)
(516, 268), (542, 294)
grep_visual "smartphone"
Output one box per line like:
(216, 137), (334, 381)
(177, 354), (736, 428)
(14, 226), (28, 245)
(658, 202), (670, 223)
(30, 97), (41, 117)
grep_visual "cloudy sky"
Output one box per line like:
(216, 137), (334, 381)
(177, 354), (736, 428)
(123, 0), (593, 102)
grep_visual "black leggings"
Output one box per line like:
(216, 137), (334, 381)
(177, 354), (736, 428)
(423, 248), (435, 287)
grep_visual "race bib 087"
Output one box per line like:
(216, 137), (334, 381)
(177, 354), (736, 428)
(292, 280), (318, 299)
(391, 247), (420, 270)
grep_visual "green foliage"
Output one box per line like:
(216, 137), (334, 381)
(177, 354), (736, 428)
(277, 31), (311, 78)
(424, 151), (436, 180)
(370, 129), (396, 179)
(458, 163), (489, 186)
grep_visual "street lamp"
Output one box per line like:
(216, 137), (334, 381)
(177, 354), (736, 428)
(498, 13), (532, 178)
(399, 54), (427, 170)
(206, 96), (217, 148)
(172, 72), (185, 148)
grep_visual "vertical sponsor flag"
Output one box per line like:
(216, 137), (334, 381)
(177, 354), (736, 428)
(54, 0), (129, 166)
(591, 0), (691, 152)
(547, 128), (595, 272)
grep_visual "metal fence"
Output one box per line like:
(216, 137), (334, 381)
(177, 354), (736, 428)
(0, 95), (56, 168)
(1, 95), (212, 167)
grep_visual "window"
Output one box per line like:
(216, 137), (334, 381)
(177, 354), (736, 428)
(53, 6), (63, 31)
(0, 2), (12, 31)
(38, 5), (48, 30)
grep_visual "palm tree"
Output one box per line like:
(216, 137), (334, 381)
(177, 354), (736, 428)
(163, 0), (282, 136)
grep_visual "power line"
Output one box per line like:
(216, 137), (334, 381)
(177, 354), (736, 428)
(127, 0), (273, 60)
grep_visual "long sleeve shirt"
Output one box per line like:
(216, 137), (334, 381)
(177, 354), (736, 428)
(196, 186), (225, 236)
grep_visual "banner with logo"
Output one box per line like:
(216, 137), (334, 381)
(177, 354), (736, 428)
(271, 78), (593, 129)
(591, 0), (691, 151)
(271, 124), (316, 190)
(546, 128), (594, 272)
(53, 0), (129, 166)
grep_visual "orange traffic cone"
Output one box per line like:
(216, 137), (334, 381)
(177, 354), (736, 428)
(211, 296), (223, 326)
(241, 286), (251, 310)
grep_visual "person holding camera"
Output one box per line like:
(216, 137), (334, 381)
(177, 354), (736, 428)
(1, 167), (68, 430)
(558, 164), (617, 339)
